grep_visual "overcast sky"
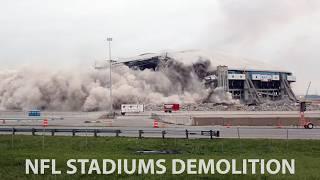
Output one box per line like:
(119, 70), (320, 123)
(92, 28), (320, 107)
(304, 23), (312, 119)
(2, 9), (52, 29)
(0, 0), (319, 94)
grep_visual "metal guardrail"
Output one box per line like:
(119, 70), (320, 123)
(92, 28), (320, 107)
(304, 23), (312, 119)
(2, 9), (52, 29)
(0, 128), (220, 139)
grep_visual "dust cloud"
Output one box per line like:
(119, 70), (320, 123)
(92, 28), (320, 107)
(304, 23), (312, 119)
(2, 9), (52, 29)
(0, 58), (236, 111)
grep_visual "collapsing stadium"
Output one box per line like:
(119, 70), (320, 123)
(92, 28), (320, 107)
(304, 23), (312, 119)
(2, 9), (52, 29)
(116, 50), (297, 104)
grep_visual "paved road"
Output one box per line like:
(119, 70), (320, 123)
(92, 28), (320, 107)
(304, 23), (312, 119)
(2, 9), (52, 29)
(1, 110), (319, 127)
(0, 125), (319, 140)
(0, 110), (319, 139)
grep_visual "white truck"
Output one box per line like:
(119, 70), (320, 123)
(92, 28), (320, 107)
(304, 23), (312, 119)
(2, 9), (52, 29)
(121, 104), (144, 115)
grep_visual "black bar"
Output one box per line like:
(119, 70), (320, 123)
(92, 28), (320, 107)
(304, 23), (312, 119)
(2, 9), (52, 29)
(12, 128), (15, 135)
(32, 128), (35, 136)
(116, 130), (120, 137)
(72, 129), (76, 136)
(139, 130), (143, 139)
(162, 130), (166, 139)
(51, 129), (55, 136)
(94, 129), (97, 137)
(185, 129), (189, 139)
(210, 130), (213, 139)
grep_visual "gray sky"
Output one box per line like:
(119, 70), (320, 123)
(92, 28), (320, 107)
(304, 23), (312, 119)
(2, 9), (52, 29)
(0, 0), (319, 94)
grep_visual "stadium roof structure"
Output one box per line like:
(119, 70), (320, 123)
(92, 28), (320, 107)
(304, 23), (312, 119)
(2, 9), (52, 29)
(116, 50), (291, 73)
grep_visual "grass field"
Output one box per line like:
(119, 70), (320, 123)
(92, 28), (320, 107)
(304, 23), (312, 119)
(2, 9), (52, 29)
(0, 135), (320, 180)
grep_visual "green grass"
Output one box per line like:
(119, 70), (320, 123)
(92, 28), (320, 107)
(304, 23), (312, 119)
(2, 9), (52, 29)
(0, 135), (320, 180)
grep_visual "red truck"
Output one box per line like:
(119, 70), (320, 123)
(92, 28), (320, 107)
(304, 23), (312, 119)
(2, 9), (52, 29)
(163, 103), (180, 113)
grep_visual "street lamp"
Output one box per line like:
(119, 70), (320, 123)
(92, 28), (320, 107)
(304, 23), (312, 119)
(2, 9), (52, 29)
(107, 37), (113, 115)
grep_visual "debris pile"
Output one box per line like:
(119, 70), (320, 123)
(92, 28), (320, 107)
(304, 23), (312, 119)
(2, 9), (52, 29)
(145, 101), (320, 112)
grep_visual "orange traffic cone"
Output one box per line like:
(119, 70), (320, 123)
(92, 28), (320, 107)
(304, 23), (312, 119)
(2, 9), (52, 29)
(153, 120), (159, 128)
(276, 119), (282, 128)
(227, 123), (231, 128)
(225, 121), (231, 128)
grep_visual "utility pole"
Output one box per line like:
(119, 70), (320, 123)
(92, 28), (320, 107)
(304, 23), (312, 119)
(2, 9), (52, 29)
(107, 37), (113, 115)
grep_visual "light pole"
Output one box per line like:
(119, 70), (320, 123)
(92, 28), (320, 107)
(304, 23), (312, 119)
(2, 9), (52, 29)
(107, 37), (113, 115)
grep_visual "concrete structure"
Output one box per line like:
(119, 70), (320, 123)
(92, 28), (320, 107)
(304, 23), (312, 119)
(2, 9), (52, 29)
(116, 50), (297, 104)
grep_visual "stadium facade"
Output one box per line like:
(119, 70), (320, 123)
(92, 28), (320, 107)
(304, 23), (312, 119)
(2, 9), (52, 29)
(116, 50), (297, 104)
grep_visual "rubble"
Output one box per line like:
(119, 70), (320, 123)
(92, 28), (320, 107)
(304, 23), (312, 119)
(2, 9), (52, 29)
(144, 101), (320, 112)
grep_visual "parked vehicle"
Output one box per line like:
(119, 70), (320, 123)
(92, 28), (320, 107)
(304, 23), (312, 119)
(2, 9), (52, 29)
(121, 104), (144, 115)
(28, 110), (41, 117)
(163, 103), (180, 113)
